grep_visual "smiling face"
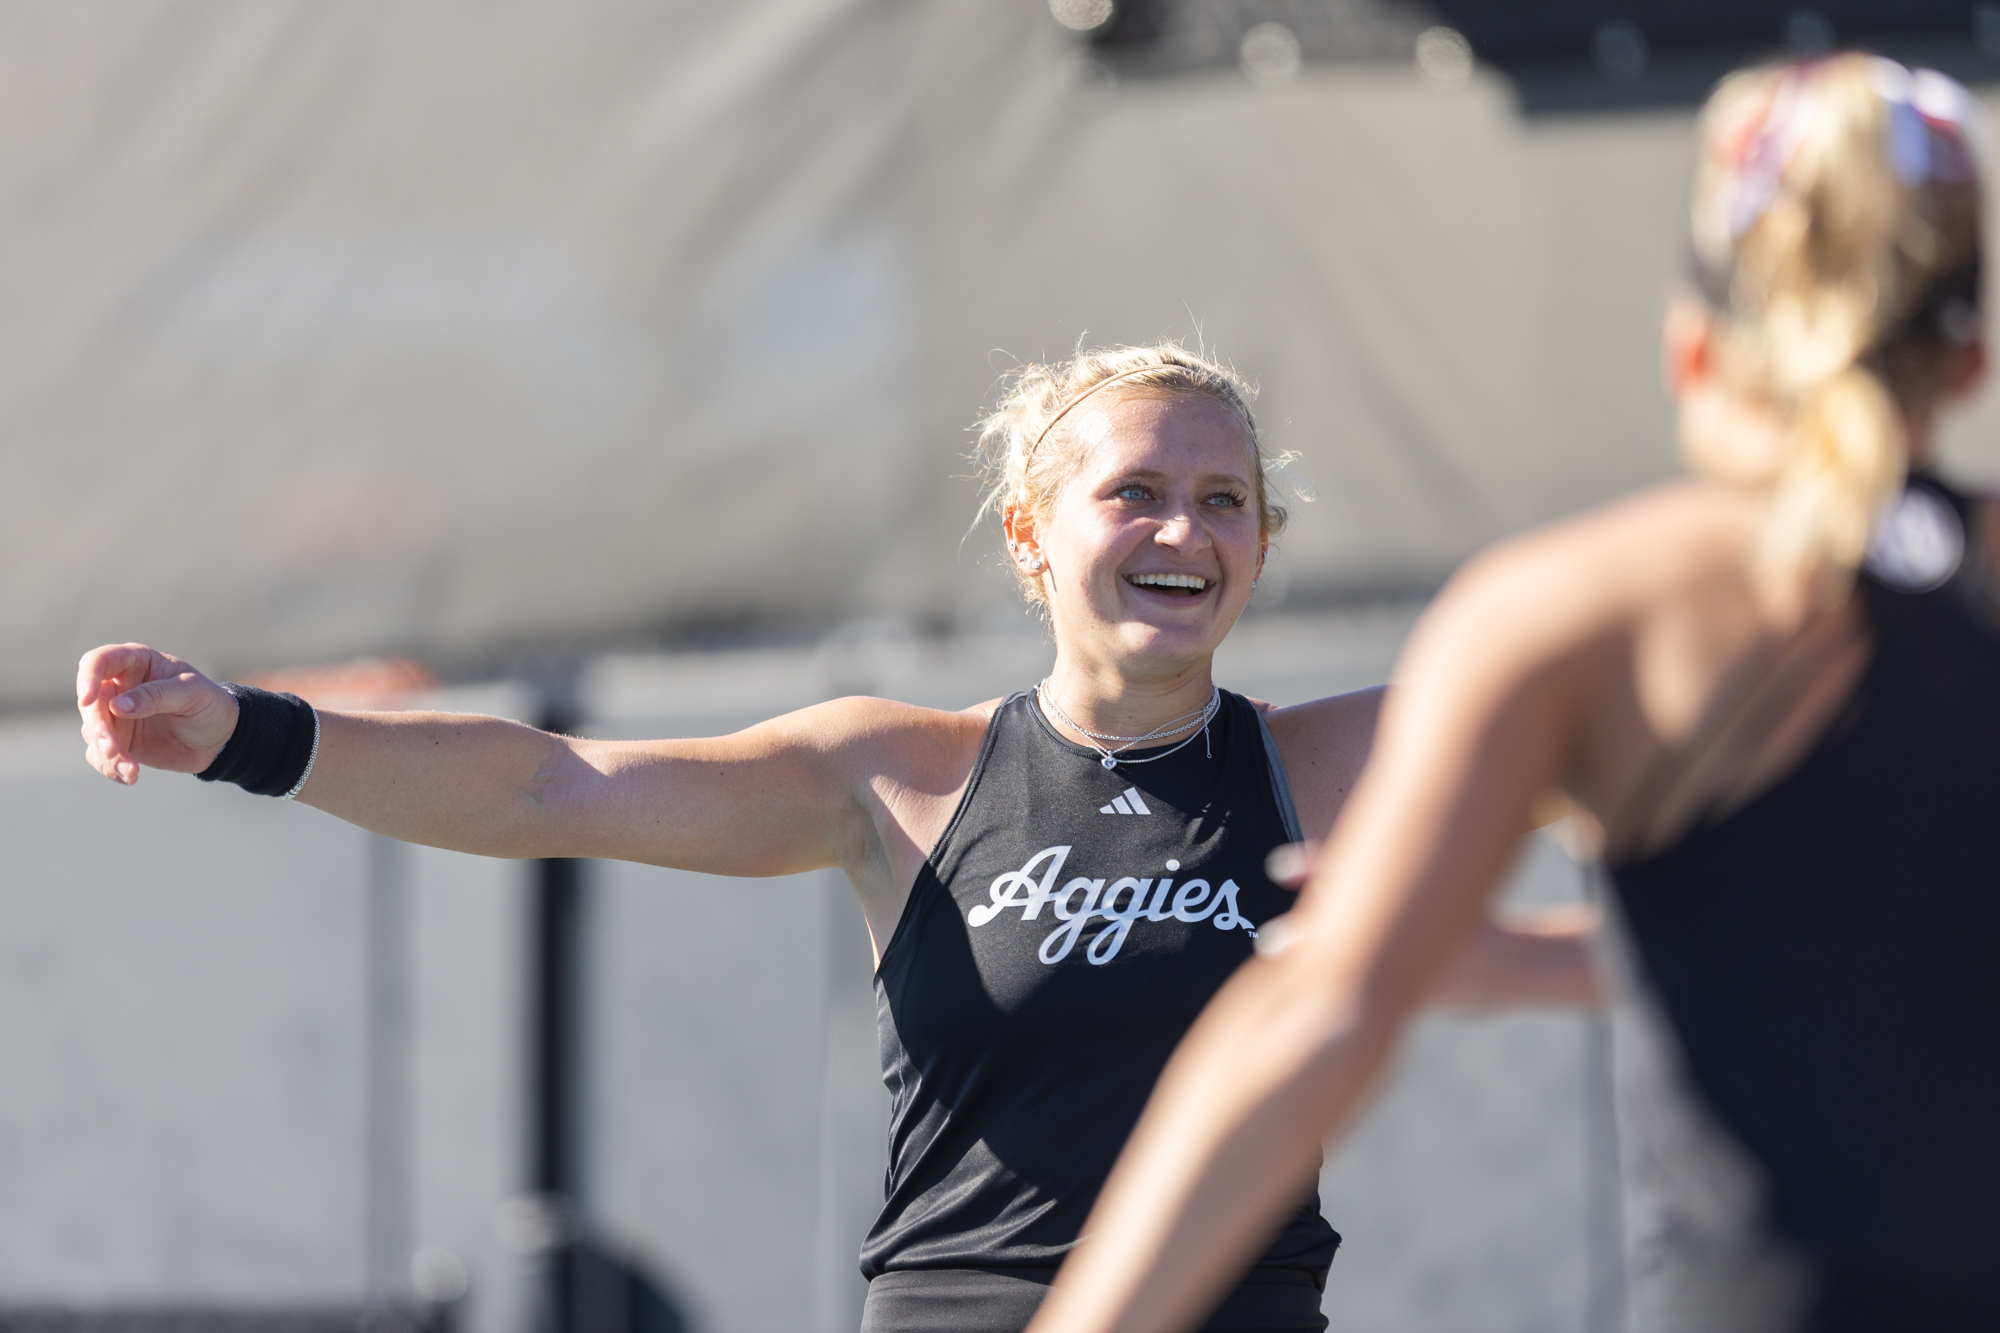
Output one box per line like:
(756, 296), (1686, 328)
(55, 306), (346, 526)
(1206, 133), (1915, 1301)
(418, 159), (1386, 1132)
(1007, 390), (1266, 682)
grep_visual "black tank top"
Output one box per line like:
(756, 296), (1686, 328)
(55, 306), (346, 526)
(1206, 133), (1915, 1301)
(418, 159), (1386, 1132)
(1607, 472), (2000, 1327)
(863, 689), (1341, 1284)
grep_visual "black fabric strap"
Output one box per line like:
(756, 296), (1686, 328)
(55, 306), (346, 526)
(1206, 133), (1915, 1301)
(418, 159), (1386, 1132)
(196, 683), (318, 797)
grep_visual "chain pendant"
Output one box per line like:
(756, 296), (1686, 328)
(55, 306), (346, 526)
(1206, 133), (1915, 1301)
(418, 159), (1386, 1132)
(1100, 755), (1118, 769)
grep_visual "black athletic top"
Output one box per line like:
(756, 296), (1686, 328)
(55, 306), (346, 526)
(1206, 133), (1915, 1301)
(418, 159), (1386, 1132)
(863, 689), (1341, 1286)
(1607, 472), (2000, 1329)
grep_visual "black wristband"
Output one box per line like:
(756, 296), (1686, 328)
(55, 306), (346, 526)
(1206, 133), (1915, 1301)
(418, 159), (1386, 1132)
(196, 683), (321, 798)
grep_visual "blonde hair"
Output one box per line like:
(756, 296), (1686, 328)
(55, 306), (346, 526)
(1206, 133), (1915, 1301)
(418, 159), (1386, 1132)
(972, 342), (1291, 607)
(1689, 54), (1984, 574)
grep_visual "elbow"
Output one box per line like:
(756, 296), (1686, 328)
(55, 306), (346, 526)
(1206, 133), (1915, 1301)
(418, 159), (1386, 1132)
(516, 735), (597, 857)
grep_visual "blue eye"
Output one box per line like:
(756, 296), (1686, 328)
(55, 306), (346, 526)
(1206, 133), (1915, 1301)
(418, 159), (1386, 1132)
(1205, 492), (1246, 508)
(1115, 485), (1151, 501)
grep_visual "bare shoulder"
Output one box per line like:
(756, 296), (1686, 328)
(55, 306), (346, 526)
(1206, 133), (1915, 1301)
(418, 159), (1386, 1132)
(1416, 481), (1755, 672)
(837, 694), (1003, 879)
(787, 694), (995, 776)
(1264, 688), (1383, 755)
(1236, 480), (1744, 843)
(1464, 482), (1746, 597)
(1264, 687), (1387, 841)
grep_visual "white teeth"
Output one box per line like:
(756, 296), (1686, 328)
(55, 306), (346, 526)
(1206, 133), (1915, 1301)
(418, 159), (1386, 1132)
(1127, 573), (1209, 590)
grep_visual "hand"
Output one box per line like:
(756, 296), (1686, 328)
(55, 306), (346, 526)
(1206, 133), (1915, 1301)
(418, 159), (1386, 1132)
(1264, 841), (1320, 889)
(76, 644), (239, 785)
(1250, 843), (1322, 957)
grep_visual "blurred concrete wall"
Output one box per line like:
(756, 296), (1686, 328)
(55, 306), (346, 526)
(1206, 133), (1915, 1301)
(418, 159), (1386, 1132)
(0, 684), (534, 1331)
(0, 610), (1617, 1333)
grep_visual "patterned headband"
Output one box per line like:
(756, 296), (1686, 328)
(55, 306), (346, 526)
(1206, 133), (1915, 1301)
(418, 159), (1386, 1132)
(1872, 59), (1980, 189)
(1693, 58), (1984, 341)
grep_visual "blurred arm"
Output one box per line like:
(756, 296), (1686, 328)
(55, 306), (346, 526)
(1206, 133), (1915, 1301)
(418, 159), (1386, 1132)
(1027, 553), (1588, 1333)
(1431, 904), (1602, 1010)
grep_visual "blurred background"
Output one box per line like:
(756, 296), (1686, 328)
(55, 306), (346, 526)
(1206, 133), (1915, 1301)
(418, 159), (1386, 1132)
(5, 3), (2000, 1331)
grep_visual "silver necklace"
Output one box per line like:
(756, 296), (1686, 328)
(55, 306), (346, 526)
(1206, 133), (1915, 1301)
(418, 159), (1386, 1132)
(1036, 682), (1221, 770)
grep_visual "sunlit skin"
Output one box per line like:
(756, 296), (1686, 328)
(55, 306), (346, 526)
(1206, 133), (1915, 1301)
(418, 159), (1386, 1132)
(1007, 391), (1266, 741)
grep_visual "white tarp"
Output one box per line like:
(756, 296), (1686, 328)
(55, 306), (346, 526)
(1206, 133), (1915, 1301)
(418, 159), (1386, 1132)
(7, 2), (1999, 708)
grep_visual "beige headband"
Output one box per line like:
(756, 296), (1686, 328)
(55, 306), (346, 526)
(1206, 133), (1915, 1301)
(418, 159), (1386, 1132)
(1028, 364), (1185, 459)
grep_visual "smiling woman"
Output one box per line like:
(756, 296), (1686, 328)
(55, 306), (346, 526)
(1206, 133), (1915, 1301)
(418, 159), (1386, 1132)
(74, 341), (1596, 1333)
(980, 347), (1283, 761)
(973, 346), (1287, 611)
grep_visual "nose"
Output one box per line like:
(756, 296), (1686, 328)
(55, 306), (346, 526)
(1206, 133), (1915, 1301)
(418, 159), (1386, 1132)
(1154, 505), (1211, 551)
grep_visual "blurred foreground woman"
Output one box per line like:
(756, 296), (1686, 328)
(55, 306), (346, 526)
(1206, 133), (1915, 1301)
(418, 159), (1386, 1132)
(1032, 55), (2000, 1333)
(77, 343), (1588, 1332)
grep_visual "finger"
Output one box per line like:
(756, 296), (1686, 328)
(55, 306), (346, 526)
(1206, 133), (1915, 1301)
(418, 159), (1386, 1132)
(107, 673), (210, 721)
(80, 714), (110, 762)
(104, 736), (139, 785)
(1264, 841), (1321, 890)
(77, 645), (136, 706)
(80, 688), (149, 785)
(80, 704), (123, 765)
(77, 644), (155, 707)
(1254, 912), (1299, 957)
(82, 731), (132, 783)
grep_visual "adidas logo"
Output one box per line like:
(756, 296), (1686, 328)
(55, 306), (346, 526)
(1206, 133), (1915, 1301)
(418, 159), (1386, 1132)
(1100, 787), (1152, 816)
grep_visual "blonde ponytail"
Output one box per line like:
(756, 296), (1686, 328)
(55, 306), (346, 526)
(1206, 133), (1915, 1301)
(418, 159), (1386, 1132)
(1765, 363), (1906, 571)
(1689, 54), (1983, 577)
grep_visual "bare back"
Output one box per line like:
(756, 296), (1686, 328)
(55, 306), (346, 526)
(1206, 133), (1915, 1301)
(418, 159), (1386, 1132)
(1443, 478), (2000, 861)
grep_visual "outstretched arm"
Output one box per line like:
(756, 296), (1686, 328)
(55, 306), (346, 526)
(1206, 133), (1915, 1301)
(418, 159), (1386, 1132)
(76, 642), (936, 877)
(1027, 555), (1585, 1333)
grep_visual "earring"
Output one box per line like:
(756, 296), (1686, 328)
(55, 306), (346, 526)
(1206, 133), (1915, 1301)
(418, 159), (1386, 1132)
(1025, 557), (1044, 573)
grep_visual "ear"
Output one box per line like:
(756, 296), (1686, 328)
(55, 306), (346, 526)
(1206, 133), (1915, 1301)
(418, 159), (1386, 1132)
(1663, 297), (1714, 399)
(1002, 500), (1044, 572)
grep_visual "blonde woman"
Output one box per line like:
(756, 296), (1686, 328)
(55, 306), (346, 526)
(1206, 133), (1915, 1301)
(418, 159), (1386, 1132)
(1032, 56), (2000, 1333)
(76, 345), (1590, 1333)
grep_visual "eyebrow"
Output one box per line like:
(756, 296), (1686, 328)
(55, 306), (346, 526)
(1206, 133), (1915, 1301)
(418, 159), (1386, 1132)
(1104, 469), (1251, 486)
